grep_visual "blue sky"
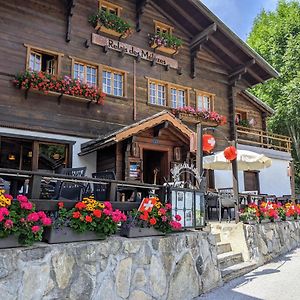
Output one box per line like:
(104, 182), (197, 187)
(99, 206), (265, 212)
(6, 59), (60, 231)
(201, 0), (278, 40)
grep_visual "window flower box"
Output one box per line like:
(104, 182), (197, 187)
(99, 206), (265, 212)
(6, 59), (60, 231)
(43, 226), (105, 244)
(89, 10), (132, 40)
(173, 107), (227, 126)
(148, 33), (182, 56)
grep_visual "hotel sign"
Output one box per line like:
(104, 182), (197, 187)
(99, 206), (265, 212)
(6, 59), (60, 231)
(92, 33), (178, 69)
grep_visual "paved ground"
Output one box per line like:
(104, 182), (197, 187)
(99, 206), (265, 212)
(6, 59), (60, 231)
(199, 247), (300, 300)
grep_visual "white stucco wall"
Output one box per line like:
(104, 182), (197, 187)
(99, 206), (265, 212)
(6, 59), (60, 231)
(0, 127), (96, 177)
(214, 145), (292, 197)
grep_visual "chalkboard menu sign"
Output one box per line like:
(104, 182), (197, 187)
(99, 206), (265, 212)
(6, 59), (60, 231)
(129, 161), (141, 180)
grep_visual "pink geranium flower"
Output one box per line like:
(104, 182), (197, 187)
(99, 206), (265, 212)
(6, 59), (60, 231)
(31, 225), (40, 233)
(27, 212), (39, 222)
(4, 219), (13, 229)
(17, 195), (28, 203)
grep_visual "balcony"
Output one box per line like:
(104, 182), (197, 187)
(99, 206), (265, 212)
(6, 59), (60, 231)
(237, 126), (292, 153)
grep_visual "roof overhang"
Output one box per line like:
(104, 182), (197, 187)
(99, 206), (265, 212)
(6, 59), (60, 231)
(241, 91), (274, 116)
(79, 111), (195, 156)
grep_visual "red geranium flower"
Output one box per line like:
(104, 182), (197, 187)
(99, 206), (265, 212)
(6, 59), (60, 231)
(58, 202), (64, 209)
(93, 209), (102, 218)
(140, 212), (149, 221)
(85, 215), (93, 223)
(72, 211), (81, 219)
(75, 202), (86, 210)
(149, 218), (157, 225)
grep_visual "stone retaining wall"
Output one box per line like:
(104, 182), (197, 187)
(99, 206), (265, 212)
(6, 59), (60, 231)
(244, 221), (300, 265)
(0, 231), (222, 300)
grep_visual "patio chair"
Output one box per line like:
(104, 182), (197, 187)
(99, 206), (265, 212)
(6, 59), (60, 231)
(92, 171), (116, 201)
(218, 188), (236, 222)
(53, 167), (87, 201)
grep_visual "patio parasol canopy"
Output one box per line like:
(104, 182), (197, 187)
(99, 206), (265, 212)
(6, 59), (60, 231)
(203, 150), (272, 171)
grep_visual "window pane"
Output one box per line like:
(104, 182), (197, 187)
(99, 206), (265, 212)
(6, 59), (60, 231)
(171, 88), (177, 108)
(150, 83), (156, 104)
(157, 84), (166, 106)
(86, 66), (97, 87)
(103, 71), (112, 94)
(113, 73), (123, 96)
(29, 53), (41, 72)
(197, 95), (203, 110)
(74, 63), (84, 81)
(178, 90), (185, 107)
(203, 96), (210, 111)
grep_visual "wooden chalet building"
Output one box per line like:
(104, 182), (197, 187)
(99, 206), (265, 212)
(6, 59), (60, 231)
(0, 0), (292, 197)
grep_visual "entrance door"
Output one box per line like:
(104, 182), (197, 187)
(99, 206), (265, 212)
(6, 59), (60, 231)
(143, 150), (168, 184)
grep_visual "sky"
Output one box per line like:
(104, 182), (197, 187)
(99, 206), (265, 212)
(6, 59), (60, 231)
(201, 0), (279, 40)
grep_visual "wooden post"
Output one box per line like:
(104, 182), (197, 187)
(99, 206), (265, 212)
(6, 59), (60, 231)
(29, 174), (42, 200)
(196, 123), (203, 176)
(290, 161), (296, 203)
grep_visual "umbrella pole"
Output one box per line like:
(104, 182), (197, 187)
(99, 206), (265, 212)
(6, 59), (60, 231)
(231, 156), (239, 223)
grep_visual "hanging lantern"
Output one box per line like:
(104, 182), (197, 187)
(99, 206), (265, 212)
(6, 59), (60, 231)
(202, 134), (216, 153)
(224, 146), (237, 161)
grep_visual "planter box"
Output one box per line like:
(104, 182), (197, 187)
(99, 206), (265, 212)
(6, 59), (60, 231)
(259, 219), (270, 224)
(95, 23), (129, 39)
(243, 220), (257, 225)
(150, 42), (179, 55)
(175, 112), (219, 126)
(0, 235), (21, 249)
(44, 227), (106, 244)
(120, 226), (164, 238)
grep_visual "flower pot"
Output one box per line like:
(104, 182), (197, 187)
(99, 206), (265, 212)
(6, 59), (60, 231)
(0, 235), (21, 249)
(43, 226), (106, 244)
(150, 42), (179, 55)
(120, 226), (164, 238)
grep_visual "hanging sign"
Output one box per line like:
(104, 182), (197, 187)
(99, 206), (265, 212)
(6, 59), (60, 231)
(202, 134), (216, 153)
(92, 33), (179, 69)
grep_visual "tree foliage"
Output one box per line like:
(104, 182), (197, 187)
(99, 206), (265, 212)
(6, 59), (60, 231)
(247, 0), (300, 190)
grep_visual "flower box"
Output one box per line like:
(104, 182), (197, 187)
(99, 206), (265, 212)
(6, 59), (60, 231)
(95, 23), (130, 39)
(259, 219), (270, 224)
(43, 226), (106, 244)
(0, 235), (21, 249)
(242, 220), (257, 225)
(176, 112), (219, 126)
(120, 226), (164, 238)
(150, 42), (179, 55)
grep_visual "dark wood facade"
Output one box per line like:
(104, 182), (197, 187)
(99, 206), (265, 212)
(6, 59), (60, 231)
(0, 0), (280, 181)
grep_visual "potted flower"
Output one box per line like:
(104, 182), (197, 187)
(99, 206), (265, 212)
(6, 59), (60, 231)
(120, 198), (182, 238)
(44, 196), (127, 243)
(89, 10), (132, 39)
(172, 106), (227, 126)
(13, 71), (106, 104)
(0, 191), (52, 248)
(148, 32), (183, 55)
(285, 203), (300, 220)
(239, 203), (259, 224)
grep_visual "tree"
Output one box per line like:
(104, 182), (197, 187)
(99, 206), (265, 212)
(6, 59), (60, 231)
(247, 0), (300, 191)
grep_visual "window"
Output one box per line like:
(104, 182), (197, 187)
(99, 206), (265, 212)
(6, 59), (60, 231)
(103, 68), (124, 97)
(25, 44), (63, 76)
(147, 78), (190, 108)
(196, 92), (214, 112)
(154, 20), (173, 35)
(99, 0), (122, 16)
(170, 88), (186, 108)
(73, 62), (97, 87)
(235, 110), (248, 125)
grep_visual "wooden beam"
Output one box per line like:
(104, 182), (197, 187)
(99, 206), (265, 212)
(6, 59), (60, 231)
(153, 122), (169, 137)
(229, 59), (255, 78)
(65, 0), (76, 43)
(136, 0), (150, 32)
(190, 23), (217, 49)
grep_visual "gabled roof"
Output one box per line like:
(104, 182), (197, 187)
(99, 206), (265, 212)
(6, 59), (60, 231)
(242, 91), (274, 115)
(151, 0), (278, 86)
(80, 111), (194, 156)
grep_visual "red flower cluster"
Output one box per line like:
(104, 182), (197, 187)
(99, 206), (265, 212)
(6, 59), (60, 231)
(173, 106), (227, 126)
(13, 71), (106, 104)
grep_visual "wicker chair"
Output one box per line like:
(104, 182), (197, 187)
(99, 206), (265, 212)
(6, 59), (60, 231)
(218, 188), (235, 222)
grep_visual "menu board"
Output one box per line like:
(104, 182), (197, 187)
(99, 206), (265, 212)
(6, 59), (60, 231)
(129, 161), (141, 180)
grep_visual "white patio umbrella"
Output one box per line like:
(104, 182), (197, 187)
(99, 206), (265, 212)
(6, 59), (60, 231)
(203, 149), (272, 171)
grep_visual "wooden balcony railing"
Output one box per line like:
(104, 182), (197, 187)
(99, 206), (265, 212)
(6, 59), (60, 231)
(237, 126), (292, 153)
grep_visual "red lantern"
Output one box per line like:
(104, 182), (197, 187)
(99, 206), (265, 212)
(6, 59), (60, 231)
(224, 146), (237, 161)
(202, 134), (216, 153)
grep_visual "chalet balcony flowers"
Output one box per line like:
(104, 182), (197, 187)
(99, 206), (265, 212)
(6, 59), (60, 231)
(173, 106), (227, 126)
(148, 32), (183, 55)
(13, 70), (105, 104)
(89, 10), (132, 39)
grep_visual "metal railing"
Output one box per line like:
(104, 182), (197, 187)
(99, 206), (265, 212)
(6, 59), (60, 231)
(237, 126), (292, 152)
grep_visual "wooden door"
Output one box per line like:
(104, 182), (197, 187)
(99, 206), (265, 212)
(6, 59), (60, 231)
(244, 171), (260, 193)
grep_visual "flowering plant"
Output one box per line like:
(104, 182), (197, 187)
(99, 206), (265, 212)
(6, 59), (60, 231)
(148, 32), (183, 50)
(13, 71), (105, 104)
(89, 10), (132, 37)
(239, 203), (259, 222)
(122, 198), (182, 234)
(0, 191), (51, 245)
(54, 196), (127, 237)
(285, 203), (300, 219)
(172, 106), (227, 125)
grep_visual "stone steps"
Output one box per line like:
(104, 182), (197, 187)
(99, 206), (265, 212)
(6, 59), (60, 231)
(217, 242), (232, 255)
(221, 261), (258, 283)
(217, 251), (244, 269)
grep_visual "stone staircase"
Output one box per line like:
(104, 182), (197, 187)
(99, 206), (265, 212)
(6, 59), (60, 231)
(214, 233), (257, 283)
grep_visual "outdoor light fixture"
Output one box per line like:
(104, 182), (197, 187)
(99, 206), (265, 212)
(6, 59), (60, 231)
(8, 154), (16, 161)
(27, 151), (33, 158)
